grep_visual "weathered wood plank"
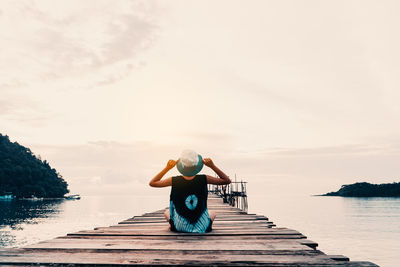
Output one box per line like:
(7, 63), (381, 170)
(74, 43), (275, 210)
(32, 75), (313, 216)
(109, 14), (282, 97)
(0, 249), (378, 266)
(25, 238), (318, 251)
(58, 234), (308, 240)
(114, 221), (275, 227)
(327, 255), (350, 261)
(96, 224), (275, 231)
(140, 211), (249, 216)
(130, 215), (267, 219)
(119, 217), (269, 223)
(109, 221), (275, 227)
(67, 227), (302, 237)
(90, 227), (278, 233)
(299, 240), (318, 250)
(114, 220), (275, 225)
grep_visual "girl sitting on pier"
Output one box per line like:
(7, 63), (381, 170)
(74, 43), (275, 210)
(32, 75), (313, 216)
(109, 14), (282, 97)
(149, 149), (231, 233)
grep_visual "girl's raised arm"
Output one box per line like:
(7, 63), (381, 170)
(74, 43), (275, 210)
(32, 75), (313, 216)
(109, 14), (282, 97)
(203, 158), (231, 185)
(149, 159), (177, 187)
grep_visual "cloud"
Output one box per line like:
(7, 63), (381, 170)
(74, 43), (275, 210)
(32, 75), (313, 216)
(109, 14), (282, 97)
(0, 94), (52, 126)
(0, 0), (159, 90)
(250, 144), (400, 157)
(27, 139), (237, 195)
(26, 139), (400, 196)
(175, 131), (234, 154)
(28, 140), (178, 192)
(0, 100), (15, 116)
(101, 170), (134, 185)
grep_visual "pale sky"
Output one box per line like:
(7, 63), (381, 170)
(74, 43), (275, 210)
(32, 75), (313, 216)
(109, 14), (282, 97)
(1, 0), (400, 196)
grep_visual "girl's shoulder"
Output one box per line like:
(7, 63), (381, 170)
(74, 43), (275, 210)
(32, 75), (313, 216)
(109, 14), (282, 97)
(172, 174), (206, 185)
(195, 174), (207, 184)
(172, 175), (183, 183)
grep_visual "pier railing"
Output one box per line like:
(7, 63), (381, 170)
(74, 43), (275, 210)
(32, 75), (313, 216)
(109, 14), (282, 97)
(208, 180), (248, 212)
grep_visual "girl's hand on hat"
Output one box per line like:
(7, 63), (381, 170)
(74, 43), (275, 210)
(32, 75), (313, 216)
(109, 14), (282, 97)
(166, 159), (178, 170)
(203, 158), (215, 168)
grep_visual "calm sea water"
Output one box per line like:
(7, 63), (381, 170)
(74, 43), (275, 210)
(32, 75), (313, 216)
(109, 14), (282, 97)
(1, 193), (399, 266)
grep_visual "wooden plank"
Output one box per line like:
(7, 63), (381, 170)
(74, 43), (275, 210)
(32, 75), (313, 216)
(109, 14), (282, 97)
(327, 255), (350, 261)
(109, 224), (276, 229)
(114, 221), (275, 226)
(25, 238), (318, 251)
(120, 217), (269, 223)
(149, 208), (243, 213)
(0, 249), (379, 266)
(141, 211), (249, 216)
(123, 218), (270, 222)
(114, 223), (276, 229)
(67, 229), (303, 237)
(116, 220), (274, 225)
(132, 214), (267, 219)
(115, 220), (274, 226)
(58, 234), (308, 240)
(122, 218), (269, 222)
(299, 240), (318, 250)
(118, 219), (270, 224)
(92, 226), (275, 232)
(97, 224), (275, 231)
(72, 227), (295, 233)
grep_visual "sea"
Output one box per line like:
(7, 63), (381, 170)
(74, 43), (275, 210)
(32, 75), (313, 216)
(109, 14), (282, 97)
(1, 193), (399, 267)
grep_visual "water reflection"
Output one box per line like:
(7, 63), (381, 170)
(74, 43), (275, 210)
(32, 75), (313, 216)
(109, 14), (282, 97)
(342, 197), (400, 217)
(0, 195), (167, 248)
(0, 199), (65, 247)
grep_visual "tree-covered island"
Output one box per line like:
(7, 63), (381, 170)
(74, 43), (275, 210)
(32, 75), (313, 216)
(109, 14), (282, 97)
(0, 134), (69, 198)
(322, 182), (400, 197)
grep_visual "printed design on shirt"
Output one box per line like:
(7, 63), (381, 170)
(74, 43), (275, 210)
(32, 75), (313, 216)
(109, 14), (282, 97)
(169, 201), (210, 233)
(185, 194), (198, 210)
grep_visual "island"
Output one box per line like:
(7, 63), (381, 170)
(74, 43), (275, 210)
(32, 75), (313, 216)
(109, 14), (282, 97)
(0, 133), (69, 198)
(321, 181), (400, 197)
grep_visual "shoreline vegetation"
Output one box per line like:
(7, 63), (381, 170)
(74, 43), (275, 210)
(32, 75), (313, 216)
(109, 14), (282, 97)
(320, 182), (400, 197)
(0, 133), (70, 199)
(0, 195), (80, 201)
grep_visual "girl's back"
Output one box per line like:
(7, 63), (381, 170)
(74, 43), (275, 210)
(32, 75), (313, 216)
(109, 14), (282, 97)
(169, 174), (212, 233)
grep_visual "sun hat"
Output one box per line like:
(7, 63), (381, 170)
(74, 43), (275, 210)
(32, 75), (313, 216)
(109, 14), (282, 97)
(177, 149), (203, 177)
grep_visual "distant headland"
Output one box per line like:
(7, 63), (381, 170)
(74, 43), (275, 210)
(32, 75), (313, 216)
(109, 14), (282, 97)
(321, 182), (400, 197)
(0, 133), (69, 199)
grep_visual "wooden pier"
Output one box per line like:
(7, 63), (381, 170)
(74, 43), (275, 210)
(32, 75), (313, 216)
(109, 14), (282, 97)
(0, 194), (377, 266)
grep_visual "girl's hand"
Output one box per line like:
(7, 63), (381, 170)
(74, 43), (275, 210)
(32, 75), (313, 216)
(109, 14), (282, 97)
(202, 158), (215, 168)
(166, 159), (178, 170)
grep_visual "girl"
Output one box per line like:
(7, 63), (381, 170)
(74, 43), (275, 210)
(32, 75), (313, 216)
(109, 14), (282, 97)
(149, 149), (231, 233)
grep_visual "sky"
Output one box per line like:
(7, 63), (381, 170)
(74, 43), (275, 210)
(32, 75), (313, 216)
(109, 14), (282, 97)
(1, 0), (400, 196)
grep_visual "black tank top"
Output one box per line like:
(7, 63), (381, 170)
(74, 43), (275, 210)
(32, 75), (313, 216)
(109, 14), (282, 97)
(169, 174), (211, 232)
